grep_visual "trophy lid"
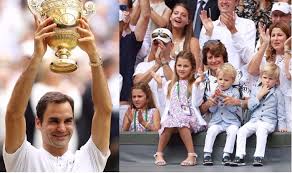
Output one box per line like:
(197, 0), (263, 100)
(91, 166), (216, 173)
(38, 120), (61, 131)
(27, 0), (44, 18)
(27, 0), (96, 20)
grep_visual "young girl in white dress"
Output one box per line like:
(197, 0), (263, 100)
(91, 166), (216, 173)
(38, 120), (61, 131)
(153, 51), (206, 166)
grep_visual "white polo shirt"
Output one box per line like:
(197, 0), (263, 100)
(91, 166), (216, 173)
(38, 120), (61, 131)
(3, 137), (110, 172)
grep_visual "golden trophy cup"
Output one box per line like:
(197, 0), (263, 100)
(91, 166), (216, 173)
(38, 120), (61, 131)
(27, 0), (96, 73)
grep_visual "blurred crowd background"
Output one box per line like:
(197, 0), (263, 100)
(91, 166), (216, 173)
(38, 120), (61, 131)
(0, 0), (119, 171)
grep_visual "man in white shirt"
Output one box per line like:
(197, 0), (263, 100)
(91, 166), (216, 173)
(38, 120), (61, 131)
(199, 0), (256, 71)
(3, 17), (112, 172)
(133, 28), (175, 113)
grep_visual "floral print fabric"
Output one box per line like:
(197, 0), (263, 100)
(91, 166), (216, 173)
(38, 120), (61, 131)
(159, 80), (204, 134)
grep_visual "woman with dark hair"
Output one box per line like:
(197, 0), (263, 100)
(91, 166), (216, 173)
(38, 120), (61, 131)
(194, 40), (253, 164)
(168, 2), (201, 71)
(201, 40), (228, 74)
(198, 40), (251, 121)
(122, 82), (161, 132)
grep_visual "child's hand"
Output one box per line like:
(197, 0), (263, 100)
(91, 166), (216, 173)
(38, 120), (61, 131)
(256, 84), (270, 100)
(125, 107), (133, 121)
(194, 68), (205, 86)
(206, 97), (218, 107)
(279, 128), (288, 132)
(137, 109), (144, 123)
(223, 96), (240, 106)
(213, 87), (222, 98)
(151, 71), (162, 88)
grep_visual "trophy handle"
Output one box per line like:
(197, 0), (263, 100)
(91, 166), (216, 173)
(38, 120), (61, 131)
(82, 1), (96, 17)
(27, 0), (43, 19)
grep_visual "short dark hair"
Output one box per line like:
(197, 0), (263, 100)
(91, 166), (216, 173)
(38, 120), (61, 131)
(36, 92), (74, 122)
(202, 40), (228, 65)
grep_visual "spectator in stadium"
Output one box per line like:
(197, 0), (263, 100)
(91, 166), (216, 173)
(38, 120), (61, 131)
(130, 0), (172, 66)
(133, 28), (174, 113)
(248, 22), (291, 131)
(154, 51), (206, 166)
(122, 82), (160, 132)
(119, 0), (150, 120)
(202, 63), (242, 166)
(231, 63), (287, 167)
(255, 1), (291, 51)
(168, 2), (202, 70)
(270, 2), (291, 25)
(199, 40), (251, 121)
(199, 0), (256, 74)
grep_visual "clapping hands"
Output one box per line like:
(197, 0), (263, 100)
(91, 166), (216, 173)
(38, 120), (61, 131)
(258, 22), (270, 46)
(220, 12), (237, 34)
(194, 68), (205, 86)
(137, 109), (144, 124)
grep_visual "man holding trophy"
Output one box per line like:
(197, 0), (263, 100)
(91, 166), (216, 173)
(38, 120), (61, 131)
(2, 0), (112, 171)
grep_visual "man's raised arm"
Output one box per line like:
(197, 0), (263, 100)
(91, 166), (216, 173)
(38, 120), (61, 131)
(76, 18), (112, 154)
(5, 17), (56, 153)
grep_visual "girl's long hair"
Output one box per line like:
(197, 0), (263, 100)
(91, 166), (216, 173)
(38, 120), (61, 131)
(129, 82), (156, 110)
(266, 22), (291, 62)
(167, 51), (196, 98)
(168, 2), (193, 52)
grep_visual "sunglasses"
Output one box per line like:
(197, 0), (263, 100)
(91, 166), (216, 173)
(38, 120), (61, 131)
(151, 32), (170, 39)
(120, 4), (128, 11)
(204, 39), (221, 45)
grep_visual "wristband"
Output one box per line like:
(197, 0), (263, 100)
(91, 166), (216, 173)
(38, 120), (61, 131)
(89, 56), (103, 67)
